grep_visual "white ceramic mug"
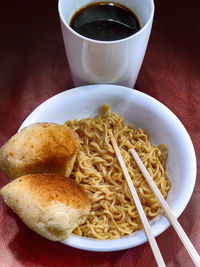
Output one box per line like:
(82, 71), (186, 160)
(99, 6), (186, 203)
(58, 0), (154, 88)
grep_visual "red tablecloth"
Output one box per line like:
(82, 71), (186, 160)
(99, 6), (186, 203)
(0, 0), (199, 266)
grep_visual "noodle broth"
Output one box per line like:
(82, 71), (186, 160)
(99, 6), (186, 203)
(66, 105), (171, 240)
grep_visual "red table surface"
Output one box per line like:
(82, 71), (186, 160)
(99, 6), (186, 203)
(0, 0), (200, 266)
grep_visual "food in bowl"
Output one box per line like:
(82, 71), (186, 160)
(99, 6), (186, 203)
(66, 104), (172, 240)
(0, 122), (91, 241)
(0, 173), (91, 241)
(0, 123), (79, 179)
(0, 105), (171, 242)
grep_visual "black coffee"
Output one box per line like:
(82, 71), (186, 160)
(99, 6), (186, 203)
(69, 2), (140, 41)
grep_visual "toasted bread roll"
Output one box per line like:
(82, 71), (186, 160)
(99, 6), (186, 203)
(0, 173), (91, 241)
(0, 123), (79, 179)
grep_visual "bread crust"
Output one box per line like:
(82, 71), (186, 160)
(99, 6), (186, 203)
(0, 123), (79, 179)
(0, 173), (91, 241)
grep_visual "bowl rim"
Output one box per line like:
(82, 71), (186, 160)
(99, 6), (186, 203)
(19, 84), (197, 252)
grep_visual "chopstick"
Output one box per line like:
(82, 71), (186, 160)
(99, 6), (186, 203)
(130, 148), (200, 267)
(109, 130), (166, 267)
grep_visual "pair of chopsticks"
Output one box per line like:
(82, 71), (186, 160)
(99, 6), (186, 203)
(109, 130), (200, 267)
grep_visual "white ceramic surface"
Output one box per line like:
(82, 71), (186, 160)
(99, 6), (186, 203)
(19, 85), (197, 252)
(58, 0), (154, 88)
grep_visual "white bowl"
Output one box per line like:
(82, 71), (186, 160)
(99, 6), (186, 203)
(19, 84), (197, 252)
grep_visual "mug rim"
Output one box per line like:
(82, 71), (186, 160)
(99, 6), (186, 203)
(58, 0), (155, 44)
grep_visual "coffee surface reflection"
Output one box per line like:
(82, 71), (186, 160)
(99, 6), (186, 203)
(69, 2), (141, 41)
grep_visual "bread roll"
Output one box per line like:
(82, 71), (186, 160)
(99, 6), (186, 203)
(0, 173), (91, 241)
(0, 123), (79, 179)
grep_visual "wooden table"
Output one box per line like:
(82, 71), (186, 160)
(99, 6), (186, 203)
(0, 0), (199, 266)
